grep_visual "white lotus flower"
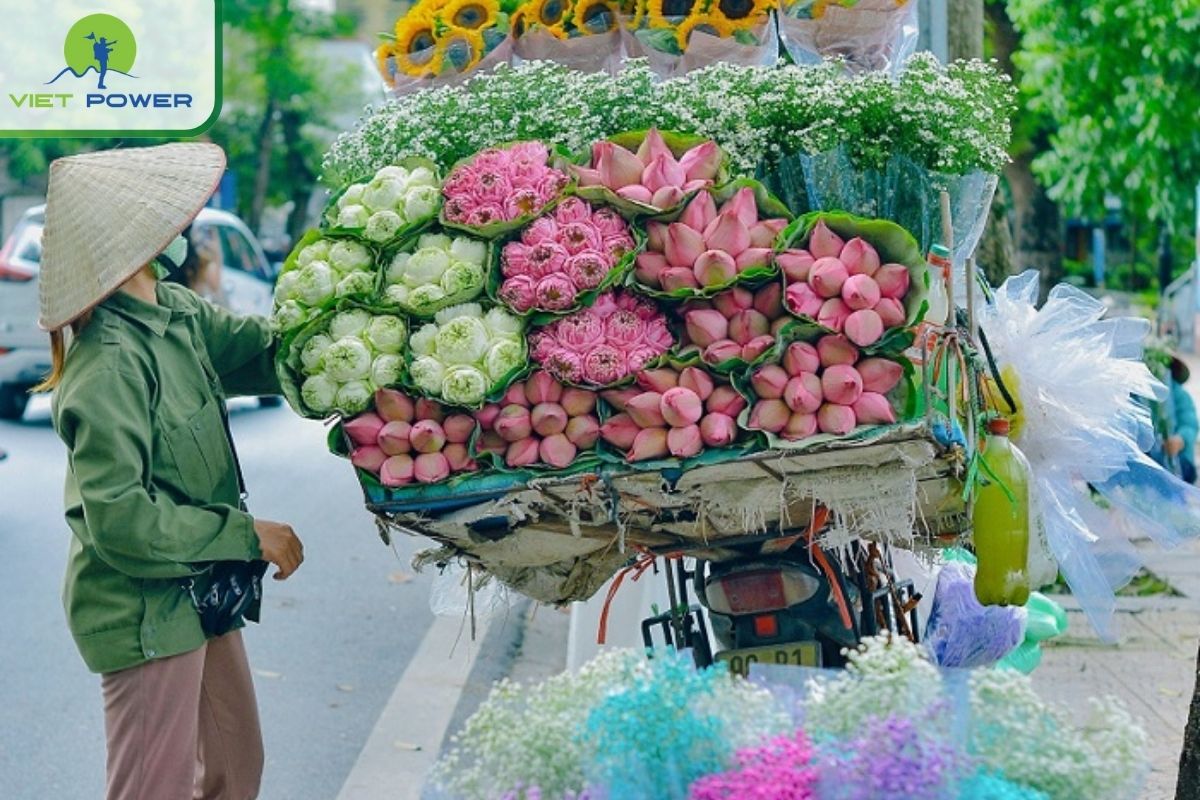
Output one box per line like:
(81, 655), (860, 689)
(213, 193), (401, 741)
(329, 308), (371, 340)
(297, 239), (331, 267)
(295, 262), (335, 307)
(406, 284), (448, 316)
(410, 324), (438, 356)
(365, 210), (403, 242)
(375, 165), (411, 183)
(440, 261), (484, 297)
(274, 270), (301, 303)
(330, 240), (373, 272)
(338, 183), (366, 208)
(435, 302), (483, 327)
(335, 380), (374, 415)
(483, 307), (524, 341)
(371, 353), (405, 388)
(323, 337), (373, 382)
(404, 185), (441, 222)
(436, 316), (490, 366)
(405, 247), (451, 286)
(335, 271), (375, 298)
(271, 301), (309, 333)
(450, 237), (487, 267)
(365, 315), (406, 354)
(387, 252), (411, 284)
(407, 166), (437, 187)
(385, 284), (410, 306)
(363, 177), (405, 213)
(301, 374), (338, 414)
(410, 355), (446, 395)
(441, 366), (489, 406)
(338, 204), (370, 229)
(300, 333), (333, 374)
(485, 338), (525, 382)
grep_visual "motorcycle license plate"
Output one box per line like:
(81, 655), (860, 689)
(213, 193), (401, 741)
(717, 642), (821, 677)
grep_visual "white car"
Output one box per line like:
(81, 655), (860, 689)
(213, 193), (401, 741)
(0, 205), (281, 420)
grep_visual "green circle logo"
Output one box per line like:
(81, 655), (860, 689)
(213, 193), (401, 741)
(63, 13), (137, 77)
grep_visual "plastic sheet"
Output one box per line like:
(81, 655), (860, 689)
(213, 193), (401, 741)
(621, 15), (778, 80)
(923, 561), (1026, 669)
(429, 560), (514, 621)
(513, 29), (626, 76)
(384, 37), (515, 97)
(778, 0), (918, 75)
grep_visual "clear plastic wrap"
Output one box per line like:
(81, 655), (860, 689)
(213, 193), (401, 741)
(513, 29), (627, 74)
(429, 560), (514, 621)
(621, 13), (778, 80)
(381, 36), (515, 97)
(777, 0), (918, 76)
(923, 561), (1026, 669)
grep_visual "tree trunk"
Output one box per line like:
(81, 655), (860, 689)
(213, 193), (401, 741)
(947, 0), (984, 59)
(1178, 638), (1200, 797)
(248, 97), (277, 234)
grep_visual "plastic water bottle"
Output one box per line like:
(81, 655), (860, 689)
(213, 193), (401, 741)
(925, 244), (952, 326)
(973, 417), (1032, 606)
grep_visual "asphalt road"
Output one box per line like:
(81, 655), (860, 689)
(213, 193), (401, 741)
(0, 396), (440, 799)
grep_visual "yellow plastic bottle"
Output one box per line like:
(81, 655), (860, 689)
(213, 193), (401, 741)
(973, 418), (1032, 606)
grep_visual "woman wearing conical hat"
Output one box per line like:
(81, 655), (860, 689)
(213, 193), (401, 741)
(36, 143), (303, 800)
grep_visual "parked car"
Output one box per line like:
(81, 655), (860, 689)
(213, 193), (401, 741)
(0, 205), (280, 420)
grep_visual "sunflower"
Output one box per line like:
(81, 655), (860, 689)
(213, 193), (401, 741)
(438, 27), (487, 73)
(393, 12), (443, 76)
(673, 10), (732, 47)
(570, 0), (620, 33)
(442, 0), (500, 32)
(374, 42), (397, 84)
(646, 0), (702, 28)
(522, 0), (572, 35)
(710, 0), (771, 23)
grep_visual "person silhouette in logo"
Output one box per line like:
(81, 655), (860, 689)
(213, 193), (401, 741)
(86, 33), (117, 89)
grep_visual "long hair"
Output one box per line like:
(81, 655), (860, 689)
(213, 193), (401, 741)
(32, 311), (92, 393)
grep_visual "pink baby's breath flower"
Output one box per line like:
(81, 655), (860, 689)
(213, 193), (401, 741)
(499, 276), (537, 312)
(559, 222), (604, 255)
(523, 216), (560, 246)
(565, 251), (610, 291)
(582, 345), (626, 385)
(535, 274), (578, 311)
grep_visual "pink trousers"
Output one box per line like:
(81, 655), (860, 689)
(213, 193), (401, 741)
(100, 630), (264, 800)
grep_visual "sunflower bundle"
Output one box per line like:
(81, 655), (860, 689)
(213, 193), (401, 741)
(512, 0), (622, 39)
(778, 0), (918, 74)
(629, 0), (775, 55)
(376, 0), (517, 87)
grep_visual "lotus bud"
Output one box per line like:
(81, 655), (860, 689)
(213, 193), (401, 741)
(777, 250), (815, 282)
(572, 166), (603, 187)
(679, 140), (722, 182)
(683, 179), (710, 193)
(740, 335), (775, 362)
(377, 421), (413, 456)
(661, 267), (701, 291)
(626, 392), (666, 428)
(749, 399), (790, 433)
(637, 368), (679, 394)
(784, 373), (823, 414)
(857, 358), (904, 394)
(616, 185), (654, 204)
(735, 247), (773, 273)
(505, 438), (541, 468)
(809, 257), (849, 298)
(840, 237), (881, 276)
(809, 220), (844, 259)
(818, 298), (852, 332)
(724, 187), (759, 228)
(685, 309), (730, 348)
(706, 385), (747, 417)
(875, 263), (911, 299)
(410, 420), (447, 454)
(817, 335), (859, 368)
(444, 443), (475, 472)
(667, 424), (703, 458)
(650, 186), (686, 210)
(704, 340), (743, 365)
(351, 445), (387, 474)
(595, 140), (644, 189)
(783, 342), (821, 376)
(712, 287), (754, 318)
(771, 317), (791, 336)
(786, 282), (824, 318)
(474, 403), (502, 430)
(415, 398), (445, 423)
(539, 433), (578, 469)
(876, 297), (906, 328)
(817, 403), (857, 436)
(565, 414), (601, 449)
(531, 402), (569, 437)
(380, 454), (415, 487)
(345, 412), (385, 447)
(478, 430), (508, 455)
(525, 371), (563, 405)
(853, 392), (896, 425)
(495, 405), (533, 442)
(375, 388), (415, 423)
(703, 211), (751, 257)
(643, 153), (686, 193)
(502, 382), (529, 408)
(560, 387), (597, 417)
(600, 413), (640, 449)
(842, 274), (881, 311)
(601, 387), (639, 412)
(784, 412), (818, 441)
(700, 413), (737, 447)
(636, 252), (668, 286)
(728, 309), (770, 346)
(442, 414), (476, 444)
(753, 283), (784, 319)
(627, 427), (670, 462)
(678, 367), (714, 402)
(751, 365), (789, 400)
(665, 223), (706, 268)
(821, 364), (864, 406)
(679, 191), (718, 232)
(844, 309), (884, 347)
(636, 128), (673, 165)
(749, 218), (788, 249)
(694, 250), (738, 288)
(647, 221), (668, 252)
(660, 387), (703, 427)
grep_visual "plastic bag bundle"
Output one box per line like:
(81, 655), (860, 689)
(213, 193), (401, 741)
(923, 561), (1026, 669)
(778, 0), (919, 75)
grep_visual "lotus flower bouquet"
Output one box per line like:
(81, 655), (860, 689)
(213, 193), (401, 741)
(343, 389), (480, 486)
(442, 141), (570, 234)
(498, 198), (637, 315)
(571, 129), (722, 214)
(409, 302), (528, 406)
(680, 282), (789, 370)
(384, 230), (490, 316)
(472, 371), (602, 469)
(633, 183), (789, 296)
(272, 235), (378, 334)
(528, 290), (675, 386)
(289, 308), (409, 417)
(326, 161), (442, 243)
(600, 364), (748, 461)
(741, 334), (904, 441)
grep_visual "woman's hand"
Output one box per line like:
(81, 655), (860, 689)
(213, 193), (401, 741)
(253, 519), (304, 580)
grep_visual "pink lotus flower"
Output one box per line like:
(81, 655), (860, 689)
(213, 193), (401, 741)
(783, 373), (823, 414)
(502, 242), (532, 279)
(566, 252), (610, 291)
(694, 250), (738, 288)
(637, 368), (678, 394)
(474, 403), (502, 430)
(752, 365), (789, 400)
(725, 188), (759, 228)
(665, 223), (706, 268)
(410, 420), (447, 454)
(524, 371), (562, 405)
(817, 404), (856, 436)
(375, 388), (415, 423)
(592, 207), (628, 237)
(549, 312), (604, 351)
(523, 216), (559, 246)
(510, 141), (549, 164)
(542, 349), (585, 384)
(729, 309), (769, 345)
(415, 398), (445, 422)
(505, 189), (544, 221)
(495, 405), (533, 442)
(661, 387), (704, 427)
(680, 192), (718, 232)
(565, 415), (600, 449)
(554, 198), (592, 225)
(786, 283), (824, 318)
(735, 248), (773, 272)
(704, 340), (743, 364)
(678, 367), (714, 402)
(506, 438), (540, 468)
(853, 392), (896, 425)
(646, 221), (668, 251)
(667, 424), (703, 458)
(703, 212), (750, 257)
(808, 220), (844, 259)
(571, 165), (603, 187)
(443, 443), (476, 473)
(636, 128), (674, 165)
(466, 205), (506, 227)
(414, 452), (451, 484)
(700, 413), (737, 447)
(477, 431), (507, 455)
(840, 237), (881, 276)
(531, 402), (569, 437)
(595, 141), (645, 189)
(707, 385), (747, 417)
(844, 309), (884, 347)
(499, 276), (537, 312)
(650, 186), (686, 209)
(857, 358), (904, 394)
(642, 154), (686, 194)
(778, 250), (815, 282)
(442, 414), (476, 444)
(817, 335), (859, 368)
(381, 454), (415, 487)
(561, 388), (596, 418)
(754, 283), (784, 319)
(502, 383), (528, 408)
(535, 274), (579, 311)
(784, 412), (818, 441)
(539, 433), (577, 468)
(527, 241), (569, 279)
(818, 297), (852, 332)
(842, 274), (881, 311)
(600, 413), (640, 449)
(628, 427), (670, 462)
(821, 364), (864, 406)
(606, 310), (646, 346)
(559, 222), (603, 255)
(582, 345), (627, 385)
(626, 392), (666, 428)
(750, 218), (788, 249)
(876, 297), (906, 328)
(749, 399), (790, 434)
(636, 252), (668, 286)
(740, 335), (774, 362)
(783, 342), (820, 376)
(810, 257), (849, 298)
(661, 268), (701, 291)
(678, 141), (722, 182)
(875, 263), (911, 299)
(601, 387), (639, 411)
(378, 421), (413, 456)
(713, 287), (753, 318)
(345, 412), (385, 447)
(686, 309), (729, 348)
(443, 142), (565, 227)
(351, 445), (387, 474)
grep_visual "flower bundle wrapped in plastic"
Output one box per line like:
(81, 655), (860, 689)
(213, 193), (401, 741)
(473, 370), (602, 469)
(687, 731), (817, 800)
(385, 230), (490, 316)
(442, 141), (570, 233)
(623, 0), (779, 78)
(375, 0), (516, 90)
(342, 389), (480, 485)
(528, 289), (674, 386)
(778, 0), (919, 75)
(571, 128), (722, 214)
(498, 197), (635, 314)
(409, 302), (528, 406)
(271, 236), (377, 334)
(511, 0), (625, 75)
(291, 308), (408, 417)
(327, 162), (442, 243)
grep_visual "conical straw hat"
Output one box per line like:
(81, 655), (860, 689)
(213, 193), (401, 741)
(38, 142), (227, 331)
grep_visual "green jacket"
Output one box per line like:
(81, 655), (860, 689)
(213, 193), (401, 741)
(52, 282), (279, 674)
